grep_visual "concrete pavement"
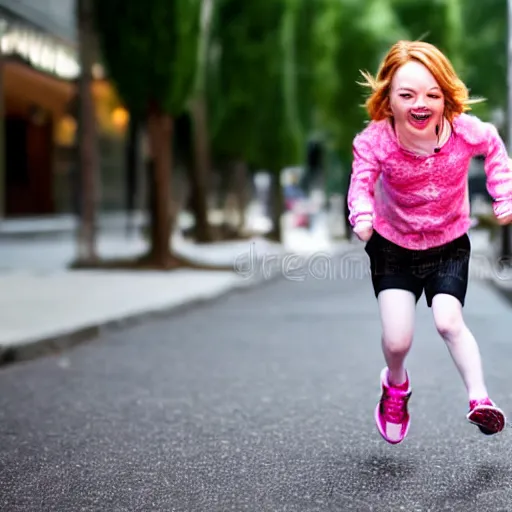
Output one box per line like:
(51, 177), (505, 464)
(0, 268), (267, 363)
(0, 234), (282, 365)
(0, 207), (269, 240)
(0, 252), (511, 510)
(0, 211), (150, 239)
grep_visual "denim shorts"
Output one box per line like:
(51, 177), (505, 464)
(364, 230), (471, 307)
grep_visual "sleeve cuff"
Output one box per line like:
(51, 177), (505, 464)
(350, 213), (373, 227)
(493, 199), (512, 219)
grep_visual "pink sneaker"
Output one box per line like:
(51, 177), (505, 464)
(374, 367), (412, 444)
(467, 398), (506, 435)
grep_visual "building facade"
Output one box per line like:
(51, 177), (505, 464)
(0, 0), (130, 219)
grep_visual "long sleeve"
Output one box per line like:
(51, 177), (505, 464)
(477, 121), (512, 218)
(347, 131), (381, 226)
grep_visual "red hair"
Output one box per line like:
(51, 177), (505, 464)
(359, 40), (482, 123)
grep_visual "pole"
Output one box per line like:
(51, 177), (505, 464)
(0, 23), (5, 221)
(502, 0), (512, 259)
(508, 0), (512, 151)
(76, 0), (98, 263)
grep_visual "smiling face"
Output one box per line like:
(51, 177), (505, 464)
(389, 60), (445, 138)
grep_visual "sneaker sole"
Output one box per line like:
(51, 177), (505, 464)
(467, 405), (506, 435)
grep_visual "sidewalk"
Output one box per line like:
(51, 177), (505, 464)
(0, 268), (267, 364)
(0, 217), (351, 366)
(0, 207), (262, 240)
(0, 211), (178, 239)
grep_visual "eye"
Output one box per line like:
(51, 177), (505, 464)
(428, 94), (441, 99)
(399, 93), (412, 99)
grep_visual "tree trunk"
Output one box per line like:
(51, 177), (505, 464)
(189, 96), (213, 242)
(186, 0), (215, 243)
(75, 0), (98, 263)
(220, 160), (249, 233)
(146, 104), (174, 267)
(268, 171), (284, 243)
(222, 166), (236, 227)
(125, 114), (139, 237)
(232, 160), (249, 233)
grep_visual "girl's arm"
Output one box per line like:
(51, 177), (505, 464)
(347, 132), (381, 228)
(477, 123), (512, 220)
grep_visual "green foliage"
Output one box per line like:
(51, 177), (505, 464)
(313, 0), (405, 163)
(250, 0), (298, 173)
(93, 0), (201, 116)
(92, 0), (509, 183)
(208, 0), (301, 172)
(207, 0), (269, 162)
(281, 0), (318, 163)
(282, 1), (302, 161)
(460, 0), (507, 120)
(390, 0), (463, 59)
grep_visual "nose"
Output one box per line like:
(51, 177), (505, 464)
(413, 93), (431, 109)
(413, 97), (427, 109)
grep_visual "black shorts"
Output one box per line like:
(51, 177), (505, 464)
(364, 230), (471, 307)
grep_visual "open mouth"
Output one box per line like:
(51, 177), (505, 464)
(410, 112), (431, 121)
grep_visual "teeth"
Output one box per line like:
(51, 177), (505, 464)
(411, 113), (430, 121)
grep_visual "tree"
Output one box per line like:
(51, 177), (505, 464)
(389, 0), (464, 76)
(75, 0), (99, 265)
(188, 0), (216, 243)
(93, 0), (201, 267)
(207, 0), (275, 235)
(282, 0), (321, 195)
(314, 0), (405, 166)
(460, 0), (507, 119)
(460, 0), (509, 257)
(249, 0), (303, 243)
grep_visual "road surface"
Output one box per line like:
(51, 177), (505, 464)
(1, 251), (511, 511)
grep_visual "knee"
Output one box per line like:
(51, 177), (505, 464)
(434, 311), (464, 340)
(382, 331), (413, 356)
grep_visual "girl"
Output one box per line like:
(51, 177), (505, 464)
(348, 40), (512, 445)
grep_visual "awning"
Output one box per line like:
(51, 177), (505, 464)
(3, 57), (76, 118)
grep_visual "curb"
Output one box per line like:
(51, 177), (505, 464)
(0, 225), (144, 241)
(0, 272), (281, 368)
(0, 229), (73, 241)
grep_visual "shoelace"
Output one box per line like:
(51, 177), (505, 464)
(382, 389), (408, 423)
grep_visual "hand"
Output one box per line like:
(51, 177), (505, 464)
(496, 213), (512, 225)
(353, 220), (373, 242)
(494, 201), (512, 225)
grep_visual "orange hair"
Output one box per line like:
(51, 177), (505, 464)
(359, 40), (483, 123)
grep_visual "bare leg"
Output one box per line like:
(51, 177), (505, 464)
(431, 294), (488, 400)
(378, 289), (416, 385)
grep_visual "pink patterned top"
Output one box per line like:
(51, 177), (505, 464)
(347, 113), (512, 250)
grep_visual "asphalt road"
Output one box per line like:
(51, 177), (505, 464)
(1, 253), (512, 511)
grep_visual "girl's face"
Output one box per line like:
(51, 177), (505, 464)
(389, 60), (445, 137)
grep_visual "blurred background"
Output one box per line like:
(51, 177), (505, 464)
(0, 0), (509, 269)
(2, 5), (512, 506)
